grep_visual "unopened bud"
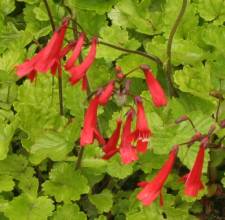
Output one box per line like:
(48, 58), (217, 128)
(116, 73), (125, 79)
(115, 65), (122, 72)
(175, 115), (189, 124)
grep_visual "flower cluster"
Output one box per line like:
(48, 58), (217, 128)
(16, 19), (96, 88)
(16, 20), (212, 208)
(80, 65), (168, 165)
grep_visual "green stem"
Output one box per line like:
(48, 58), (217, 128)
(166, 0), (188, 97)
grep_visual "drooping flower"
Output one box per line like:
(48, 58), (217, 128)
(119, 109), (138, 164)
(69, 37), (97, 85)
(98, 81), (115, 105)
(182, 137), (208, 197)
(132, 96), (151, 153)
(140, 64), (167, 107)
(137, 146), (178, 206)
(102, 119), (122, 160)
(64, 32), (85, 70)
(35, 19), (69, 73)
(16, 19), (69, 78)
(80, 96), (105, 146)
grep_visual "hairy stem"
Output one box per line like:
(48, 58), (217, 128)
(166, 0), (188, 97)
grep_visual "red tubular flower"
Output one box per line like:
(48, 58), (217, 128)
(132, 96), (151, 153)
(16, 53), (41, 78)
(16, 19), (69, 78)
(69, 37), (97, 85)
(98, 81), (115, 105)
(80, 96), (105, 146)
(119, 109), (138, 164)
(182, 137), (208, 197)
(137, 146), (178, 206)
(140, 64), (167, 107)
(65, 33), (85, 70)
(102, 119), (122, 160)
(34, 19), (69, 73)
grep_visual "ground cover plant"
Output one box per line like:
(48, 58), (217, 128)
(0, 0), (225, 219)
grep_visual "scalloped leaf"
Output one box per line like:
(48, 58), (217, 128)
(43, 162), (89, 203)
(4, 195), (54, 220)
(53, 203), (86, 220)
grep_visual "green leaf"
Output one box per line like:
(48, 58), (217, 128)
(0, 0), (15, 15)
(0, 120), (17, 160)
(197, 0), (225, 24)
(23, 4), (51, 38)
(145, 37), (206, 66)
(107, 155), (133, 179)
(53, 203), (86, 220)
(0, 175), (15, 192)
(43, 162), (89, 203)
(97, 25), (140, 61)
(151, 111), (214, 155)
(174, 63), (213, 100)
(33, 7), (49, 21)
(18, 167), (39, 197)
(4, 195), (54, 220)
(126, 203), (163, 220)
(0, 155), (28, 176)
(76, 10), (106, 36)
(202, 25), (225, 56)
(89, 189), (113, 213)
(64, 83), (87, 123)
(0, 49), (25, 81)
(66, 0), (117, 14)
(29, 124), (78, 164)
(110, 0), (164, 35)
(87, 59), (112, 91)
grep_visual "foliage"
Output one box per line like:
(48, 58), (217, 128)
(0, 0), (225, 219)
